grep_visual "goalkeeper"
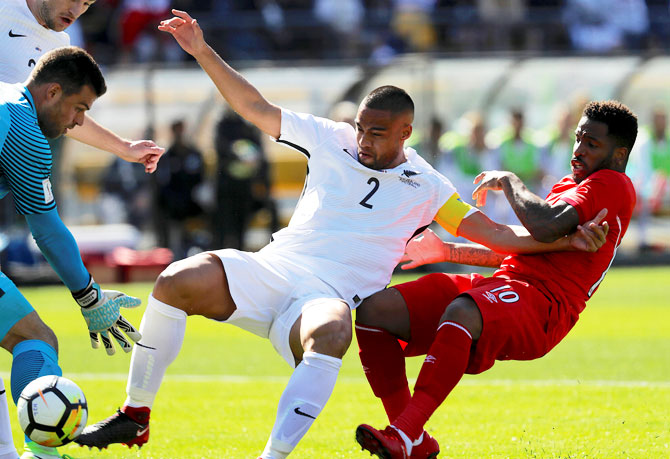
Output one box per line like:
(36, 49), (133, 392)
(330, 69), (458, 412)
(0, 47), (142, 459)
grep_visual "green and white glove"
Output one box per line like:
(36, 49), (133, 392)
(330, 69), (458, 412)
(72, 276), (142, 355)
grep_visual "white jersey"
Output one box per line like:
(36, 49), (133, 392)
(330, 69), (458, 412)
(0, 0), (70, 83)
(263, 109), (470, 307)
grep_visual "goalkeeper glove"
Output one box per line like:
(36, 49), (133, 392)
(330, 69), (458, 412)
(72, 276), (142, 355)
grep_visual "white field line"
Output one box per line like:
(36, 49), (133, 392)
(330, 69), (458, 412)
(2, 372), (669, 388)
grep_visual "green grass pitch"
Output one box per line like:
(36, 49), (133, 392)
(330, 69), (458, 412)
(2, 266), (669, 458)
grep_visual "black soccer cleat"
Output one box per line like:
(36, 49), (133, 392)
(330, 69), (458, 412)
(75, 409), (149, 449)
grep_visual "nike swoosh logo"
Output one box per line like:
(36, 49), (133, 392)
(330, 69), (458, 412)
(9, 30), (26, 37)
(136, 426), (149, 437)
(293, 407), (316, 419)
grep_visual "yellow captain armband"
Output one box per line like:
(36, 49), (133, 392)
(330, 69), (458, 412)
(434, 194), (476, 236)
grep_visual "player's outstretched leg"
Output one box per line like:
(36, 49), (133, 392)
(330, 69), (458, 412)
(75, 407), (149, 449)
(78, 254), (226, 450)
(76, 294), (187, 449)
(260, 300), (350, 458)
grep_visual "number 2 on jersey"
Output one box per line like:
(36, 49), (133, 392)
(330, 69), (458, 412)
(359, 177), (380, 209)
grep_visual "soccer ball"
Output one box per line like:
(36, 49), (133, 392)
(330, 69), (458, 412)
(17, 375), (88, 447)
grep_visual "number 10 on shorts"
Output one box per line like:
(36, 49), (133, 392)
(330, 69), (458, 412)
(485, 285), (520, 304)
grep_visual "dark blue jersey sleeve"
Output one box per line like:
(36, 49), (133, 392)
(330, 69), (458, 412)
(25, 209), (90, 291)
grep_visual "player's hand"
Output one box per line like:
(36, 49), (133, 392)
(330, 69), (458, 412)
(569, 208), (609, 252)
(472, 170), (514, 207)
(400, 228), (446, 269)
(72, 278), (142, 356)
(158, 10), (207, 57)
(122, 140), (165, 173)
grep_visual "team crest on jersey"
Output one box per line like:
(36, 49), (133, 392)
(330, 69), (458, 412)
(399, 170), (420, 188)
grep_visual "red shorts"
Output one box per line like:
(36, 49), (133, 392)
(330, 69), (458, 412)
(394, 273), (579, 374)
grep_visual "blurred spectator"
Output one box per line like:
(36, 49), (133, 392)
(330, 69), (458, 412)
(329, 100), (358, 126)
(563, 0), (649, 52)
(629, 108), (670, 250)
(391, 0), (438, 52)
(477, 0), (528, 50)
(407, 115), (445, 166)
(119, 0), (179, 62)
(99, 158), (152, 228)
(368, 31), (406, 66)
(154, 119), (206, 258)
(495, 109), (543, 188)
(206, 0), (282, 61)
(646, 0), (670, 51)
(213, 109), (279, 250)
(539, 106), (576, 190)
(314, 0), (365, 58)
(435, 112), (506, 220)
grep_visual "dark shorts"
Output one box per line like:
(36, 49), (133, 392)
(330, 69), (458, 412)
(394, 272), (578, 374)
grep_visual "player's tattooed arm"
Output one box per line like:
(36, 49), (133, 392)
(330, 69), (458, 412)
(400, 228), (505, 269)
(402, 209), (608, 270)
(472, 171), (579, 242)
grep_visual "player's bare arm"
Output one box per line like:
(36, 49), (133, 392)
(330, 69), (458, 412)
(67, 116), (165, 173)
(400, 228), (506, 269)
(158, 9), (281, 138)
(472, 170), (580, 242)
(415, 208), (607, 269)
(402, 210), (607, 270)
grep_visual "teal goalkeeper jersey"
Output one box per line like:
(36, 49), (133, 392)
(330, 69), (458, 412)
(0, 82), (89, 291)
(0, 82), (55, 215)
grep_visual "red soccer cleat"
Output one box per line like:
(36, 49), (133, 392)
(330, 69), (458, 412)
(410, 431), (440, 458)
(356, 424), (409, 459)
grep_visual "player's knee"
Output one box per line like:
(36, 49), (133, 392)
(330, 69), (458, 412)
(153, 253), (232, 319)
(355, 288), (410, 338)
(1, 313), (58, 354)
(153, 256), (206, 309)
(443, 297), (482, 340)
(304, 319), (352, 359)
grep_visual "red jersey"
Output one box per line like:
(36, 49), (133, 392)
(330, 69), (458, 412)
(495, 169), (636, 313)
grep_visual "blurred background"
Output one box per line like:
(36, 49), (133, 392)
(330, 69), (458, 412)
(4, 0), (670, 284)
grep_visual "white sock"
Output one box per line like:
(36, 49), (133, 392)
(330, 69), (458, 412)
(0, 378), (18, 459)
(125, 295), (187, 408)
(260, 352), (342, 459)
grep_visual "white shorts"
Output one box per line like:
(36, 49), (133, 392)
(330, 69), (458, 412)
(210, 248), (346, 367)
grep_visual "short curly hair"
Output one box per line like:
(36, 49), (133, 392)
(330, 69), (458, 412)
(583, 100), (637, 153)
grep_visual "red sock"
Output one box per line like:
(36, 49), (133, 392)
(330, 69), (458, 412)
(122, 405), (151, 424)
(393, 321), (472, 440)
(356, 322), (411, 422)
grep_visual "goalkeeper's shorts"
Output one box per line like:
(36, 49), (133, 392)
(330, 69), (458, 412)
(394, 272), (579, 375)
(0, 271), (34, 341)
